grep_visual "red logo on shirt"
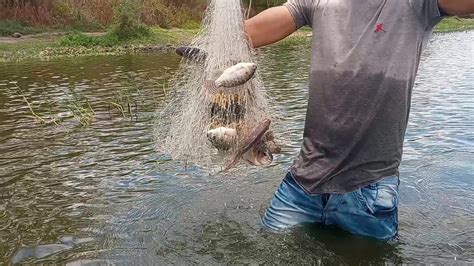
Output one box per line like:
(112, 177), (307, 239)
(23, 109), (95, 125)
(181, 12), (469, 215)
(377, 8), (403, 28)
(375, 23), (385, 33)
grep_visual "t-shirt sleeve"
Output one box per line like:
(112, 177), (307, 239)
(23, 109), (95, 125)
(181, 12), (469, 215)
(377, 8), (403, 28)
(284, 0), (314, 29)
(409, 0), (445, 31)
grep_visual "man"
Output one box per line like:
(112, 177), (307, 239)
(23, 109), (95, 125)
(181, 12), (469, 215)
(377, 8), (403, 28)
(245, 0), (474, 240)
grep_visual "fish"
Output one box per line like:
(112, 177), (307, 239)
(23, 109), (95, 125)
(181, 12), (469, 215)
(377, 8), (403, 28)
(204, 62), (257, 94)
(242, 143), (273, 166)
(223, 119), (272, 171)
(175, 46), (207, 61)
(215, 63), (257, 87)
(207, 127), (237, 150)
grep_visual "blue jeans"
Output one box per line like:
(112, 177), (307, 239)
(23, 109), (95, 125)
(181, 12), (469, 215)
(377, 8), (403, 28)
(262, 172), (399, 240)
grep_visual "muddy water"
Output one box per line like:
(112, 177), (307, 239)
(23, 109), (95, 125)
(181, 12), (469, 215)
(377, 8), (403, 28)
(0, 31), (473, 264)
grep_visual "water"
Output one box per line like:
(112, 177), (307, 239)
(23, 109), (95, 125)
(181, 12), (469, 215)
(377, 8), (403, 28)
(0, 31), (473, 264)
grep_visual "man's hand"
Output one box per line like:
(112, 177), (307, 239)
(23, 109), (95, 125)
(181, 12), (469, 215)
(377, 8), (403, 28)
(438, 0), (474, 15)
(245, 6), (298, 48)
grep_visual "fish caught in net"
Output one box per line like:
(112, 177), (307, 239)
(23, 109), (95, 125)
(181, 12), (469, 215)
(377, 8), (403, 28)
(155, 0), (280, 171)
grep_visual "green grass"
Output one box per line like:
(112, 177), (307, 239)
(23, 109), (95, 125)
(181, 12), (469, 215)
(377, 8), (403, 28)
(275, 35), (309, 48)
(299, 26), (312, 32)
(177, 20), (201, 30)
(435, 17), (474, 33)
(0, 20), (43, 36)
(59, 22), (153, 47)
(60, 32), (119, 47)
(146, 27), (199, 43)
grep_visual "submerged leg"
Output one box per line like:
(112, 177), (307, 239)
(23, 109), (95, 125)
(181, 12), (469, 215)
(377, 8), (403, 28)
(262, 172), (324, 230)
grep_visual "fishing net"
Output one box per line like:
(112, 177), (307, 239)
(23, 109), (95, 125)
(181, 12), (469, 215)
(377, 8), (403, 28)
(155, 0), (275, 170)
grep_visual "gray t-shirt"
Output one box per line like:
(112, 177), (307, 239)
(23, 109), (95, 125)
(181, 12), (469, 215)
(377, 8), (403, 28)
(284, 0), (444, 194)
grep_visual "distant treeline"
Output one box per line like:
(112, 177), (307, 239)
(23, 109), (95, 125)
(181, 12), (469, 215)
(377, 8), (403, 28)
(0, 0), (287, 30)
(0, 0), (207, 29)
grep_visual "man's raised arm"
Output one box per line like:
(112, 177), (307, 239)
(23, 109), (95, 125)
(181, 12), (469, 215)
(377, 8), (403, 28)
(438, 0), (474, 15)
(245, 6), (298, 48)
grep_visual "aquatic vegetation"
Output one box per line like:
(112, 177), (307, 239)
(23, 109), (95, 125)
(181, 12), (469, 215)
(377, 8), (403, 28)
(15, 84), (145, 128)
(18, 85), (96, 128)
(16, 86), (61, 126)
(15, 82), (149, 129)
(65, 88), (96, 127)
(18, 91), (60, 126)
(108, 83), (141, 120)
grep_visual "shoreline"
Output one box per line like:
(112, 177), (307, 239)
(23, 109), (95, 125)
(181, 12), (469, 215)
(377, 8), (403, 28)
(1, 18), (473, 63)
(0, 27), (198, 62)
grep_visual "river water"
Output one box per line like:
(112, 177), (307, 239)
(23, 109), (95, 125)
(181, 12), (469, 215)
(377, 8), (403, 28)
(0, 31), (473, 264)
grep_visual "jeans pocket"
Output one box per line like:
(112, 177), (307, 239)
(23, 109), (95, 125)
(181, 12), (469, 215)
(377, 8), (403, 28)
(356, 176), (399, 219)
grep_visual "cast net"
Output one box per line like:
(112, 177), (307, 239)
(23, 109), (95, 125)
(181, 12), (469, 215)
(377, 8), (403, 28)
(155, 0), (276, 170)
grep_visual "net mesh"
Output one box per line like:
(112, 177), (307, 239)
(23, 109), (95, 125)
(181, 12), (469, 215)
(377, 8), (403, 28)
(155, 0), (275, 170)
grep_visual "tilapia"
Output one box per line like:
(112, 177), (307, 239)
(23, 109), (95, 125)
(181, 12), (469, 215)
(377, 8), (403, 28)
(205, 63), (257, 94)
(175, 46), (207, 62)
(223, 119), (272, 171)
(207, 127), (237, 150)
(216, 63), (257, 87)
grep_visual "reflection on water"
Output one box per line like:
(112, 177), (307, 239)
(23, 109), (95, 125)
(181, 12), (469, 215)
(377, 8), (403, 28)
(0, 31), (473, 264)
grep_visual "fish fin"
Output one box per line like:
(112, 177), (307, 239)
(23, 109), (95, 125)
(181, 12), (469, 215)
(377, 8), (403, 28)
(223, 155), (240, 172)
(175, 46), (207, 62)
(240, 119), (271, 153)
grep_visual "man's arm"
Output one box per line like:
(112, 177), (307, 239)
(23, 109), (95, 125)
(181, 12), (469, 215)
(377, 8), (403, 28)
(245, 6), (298, 48)
(438, 0), (474, 15)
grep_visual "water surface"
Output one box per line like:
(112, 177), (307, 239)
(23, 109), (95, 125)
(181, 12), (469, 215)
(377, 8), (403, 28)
(0, 31), (473, 264)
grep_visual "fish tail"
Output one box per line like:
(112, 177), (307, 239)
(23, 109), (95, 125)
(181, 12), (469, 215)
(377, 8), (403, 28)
(223, 156), (240, 172)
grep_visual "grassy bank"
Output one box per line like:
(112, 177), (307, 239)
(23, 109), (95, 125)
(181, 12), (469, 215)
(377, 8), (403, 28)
(0, 27), (197, 62)
(435, 17), (474, 32)
(1, 17), (473, 62)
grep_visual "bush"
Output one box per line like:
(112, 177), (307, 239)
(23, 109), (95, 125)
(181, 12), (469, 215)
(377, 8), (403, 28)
(0, 20), (38, 36)
(60, 32), (119, 47)
(110, 0), (151, 40)
(109, 23), (151, 41)
(60, 0), (152, 48)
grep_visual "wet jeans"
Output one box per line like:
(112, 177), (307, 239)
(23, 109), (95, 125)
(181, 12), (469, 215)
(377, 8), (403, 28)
(262, 172), (399, 240)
